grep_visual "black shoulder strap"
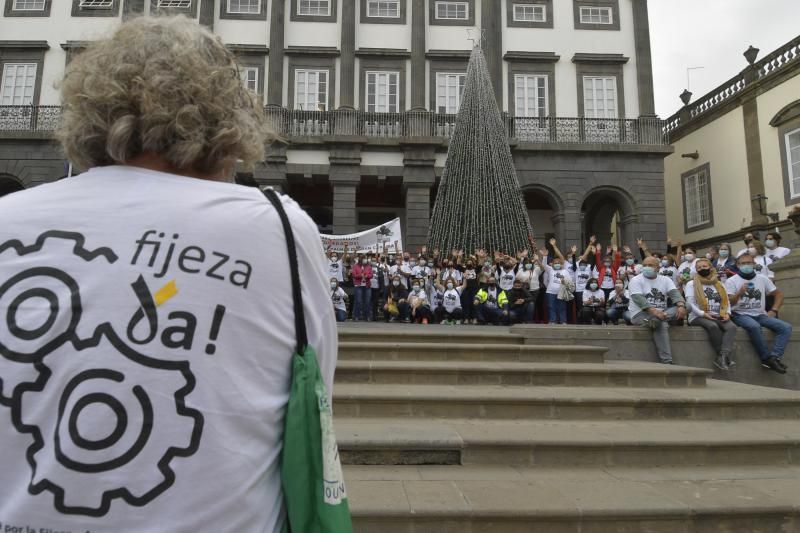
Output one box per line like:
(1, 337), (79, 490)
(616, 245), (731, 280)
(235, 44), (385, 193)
(263, 188), (309, 353)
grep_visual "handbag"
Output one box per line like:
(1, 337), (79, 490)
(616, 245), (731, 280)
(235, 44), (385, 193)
(262, 189), (354, 533)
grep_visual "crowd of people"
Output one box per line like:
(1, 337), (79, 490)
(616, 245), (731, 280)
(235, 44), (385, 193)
(328, 231), (793, 374)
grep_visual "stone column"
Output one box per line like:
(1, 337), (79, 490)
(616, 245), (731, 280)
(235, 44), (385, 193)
(268, 0), (286, 106)
(770, 255), (800, 326)
(562, 206), (584, 246)
(410, 0), (426, 109)
(742, 95), (769, 225)
(199, 0), (215, 29)
(631, 0), (655, 117)
(401, 141), (438, 251)
(339, 0), (356, 108)
(329, 142), (364, 234)
(481, 0), (503, 110)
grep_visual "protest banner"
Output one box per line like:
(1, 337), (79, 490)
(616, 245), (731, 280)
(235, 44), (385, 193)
(320, 218), (403, 253)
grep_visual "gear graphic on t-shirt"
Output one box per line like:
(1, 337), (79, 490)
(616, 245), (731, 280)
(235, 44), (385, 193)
(14, 328), (203, 516)
(0, 231), (118, 403)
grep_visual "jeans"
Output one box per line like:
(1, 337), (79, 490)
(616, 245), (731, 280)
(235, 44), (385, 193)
(354, 286), (371, 321)
(461, 286), (478, 320)
(334, 308), (348, 322)
(435, 306), (464, 323)
(477, 304), (504, 324)
(545, 293), (567, 324)
(631, 307), (679, 363)
(606, 306), (627, 324)
(581, 306), (605, 325)
(573, 291), (583, 324)
(507, 303), (533, 325)
(689, 317), (738, 357)
(731, 313), (793, 361)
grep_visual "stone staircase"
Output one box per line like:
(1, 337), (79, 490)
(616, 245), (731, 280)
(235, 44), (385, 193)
(336, 326), (800, 532)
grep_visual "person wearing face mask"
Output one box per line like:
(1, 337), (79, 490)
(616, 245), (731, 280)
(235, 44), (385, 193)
(370, 256), (388, 321)
(497, 257), (519, 292)
(460, 257), (480, 324)
(516, 256), (543, 323)
(504, 278), (534, 325)
(384, 275), (410, 322)
(327, 245), (348, 283)
(657, 254), (680, 286)
(330, 277), (348, 322)
(351, 255), (374, 321)
(581, 278), (606, 325)
(763, 232), (791, 263)
(543, 256), (572, 324)
(434, 276), (467, 324)
(617, 247), (638, 288)
(569, 243), (597, 324)
(595, 241), (622, 302)
(685, 258), (737, 370)
(714, 243), (737, 283)
(605, 280), (630, 325)
(726, 254), (791, 374)
(628, 256), (688, 364)
(474, 277), (508, 325)
(677, 246), (699, 288)
(745, 240), (774, 280)
(736, 232), (756, 258)
(409, 279), (433, 324)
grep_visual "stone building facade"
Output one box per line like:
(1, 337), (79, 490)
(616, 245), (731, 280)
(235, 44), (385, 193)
(0, 0), (670, 250)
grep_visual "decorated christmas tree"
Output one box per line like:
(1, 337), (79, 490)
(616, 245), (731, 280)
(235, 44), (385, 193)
(427, 46), (534, 255)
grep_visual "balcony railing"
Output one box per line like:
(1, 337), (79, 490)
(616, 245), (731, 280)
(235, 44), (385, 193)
(0, 105), (667, 146)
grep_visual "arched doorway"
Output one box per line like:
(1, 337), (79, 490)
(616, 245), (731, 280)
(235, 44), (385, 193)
(0, 174), (24, 198)
(581, 187), (637, 248)
(523, 186), (563, 244)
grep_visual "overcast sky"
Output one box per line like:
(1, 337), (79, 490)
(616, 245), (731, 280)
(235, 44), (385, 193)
(649, 0), (799, 118)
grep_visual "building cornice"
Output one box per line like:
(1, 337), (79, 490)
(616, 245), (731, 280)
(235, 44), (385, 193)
(503, 51), (560, 63)
(425, 49), (471, 60)
(60, 41), (89, 50)
(0, 40), (50, 50)
(227, 44), (269, 54)
(284, 46), (340, 57)
(355, 48), (411, 59)
(571, 53), (629, 64)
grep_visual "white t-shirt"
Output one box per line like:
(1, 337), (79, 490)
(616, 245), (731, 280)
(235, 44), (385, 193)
(516, 266), (542, 292)
(599, 267), (615, 289)
(659, 265), (679, 286)
(442, 288), (463, 313)
(628, 273), (677, 316)
(544, 266), (569, 295)
(726, 274), (776, 317)
(752, 255), (774, 279)
(0, 166), (337, 532)
(497, 267), (517, 291)
(582, 289), (605, 307)
(677, 259), (697, 284)
(327, 258), (344, 282)
(765, 246), (791, 262)
(570, 263), (596, 292)
(685, 280), (731, 322)
(412, 265), (432, 281)
(331, 286), (348, 311)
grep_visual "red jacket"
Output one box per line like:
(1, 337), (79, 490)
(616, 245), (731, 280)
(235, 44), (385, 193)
(352, 263), (373, 287)
(595, 250), (622, 286)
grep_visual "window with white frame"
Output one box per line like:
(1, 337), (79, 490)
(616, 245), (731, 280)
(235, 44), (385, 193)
(241, 67), (259, 93)
(79, 0), (114, 7)
(435, 1), (468, 20)
(366, 71), (399, 113)
(295, 69), (328, 111)
(514, 74), (548, 117)
(0, 63), (37, 105)
(583, 76), (617, 118)
(157, 0), (191, 7)
(579, 6), (612, 24)
(298, 0), (330, 15)
(436, 72), (466, 114)
(513, 3), (545, 22)
(367, 0), (399, 17)
(12, 0), (45, 10)
(786, 128), (800, 199)
(228, 0), (260, 13)
(684, 167), (712, 229)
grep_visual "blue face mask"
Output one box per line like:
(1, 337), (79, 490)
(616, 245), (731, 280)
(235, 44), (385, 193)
(719, 250), (729, 258)
(642, 266), (657, 278)
(626, 258), (635, 266)
(739, 265), (755, 275)
(553, 264), (562, 271)
(660, 259), (669, 268)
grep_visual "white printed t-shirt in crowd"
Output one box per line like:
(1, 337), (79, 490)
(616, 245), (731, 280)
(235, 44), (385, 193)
(0, 166), (337, 532)
(328, 258), (344, 282)
(765, 246), (791, 262)
(582, 289), (605, 307)
(497, 267), (516, 291)
(627, 273), (677, 316)
(684, 280), (731, 323)
(725, 274), (776, 317)
(331, 287), (348, 311)
(543, 265), (569, 295)
(570, 263), (596, 292)
(442, 287), (463, 313)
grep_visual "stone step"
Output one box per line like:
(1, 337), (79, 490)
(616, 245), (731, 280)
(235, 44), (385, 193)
(335, 360), (711, 388)
(338, 342), (606, 363)
(338, 325), (524, 346)
(333, 381), (800, 420)
(344, 464), (800, 532)
(334, 418), (800, 468)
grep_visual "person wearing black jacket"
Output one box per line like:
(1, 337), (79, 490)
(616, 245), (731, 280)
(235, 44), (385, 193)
(384, 275), (410, 322)
(504, 279), (534, 325)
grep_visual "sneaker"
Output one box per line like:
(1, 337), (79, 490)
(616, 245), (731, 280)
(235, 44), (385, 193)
(388, 317), (397, 323)
(403, 318), (411, 323)
(762, 357), (787, 374)
(775, 358), (788, 371)
(660, 360), (674, 365)
(724, 356), (736, 369)
(713, 355), (729, 371)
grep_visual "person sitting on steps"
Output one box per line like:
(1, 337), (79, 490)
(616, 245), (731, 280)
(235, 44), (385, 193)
(685, 258), (737, 371)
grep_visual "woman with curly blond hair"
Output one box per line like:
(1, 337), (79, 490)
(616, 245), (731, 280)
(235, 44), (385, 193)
(0, 16), (337, 532)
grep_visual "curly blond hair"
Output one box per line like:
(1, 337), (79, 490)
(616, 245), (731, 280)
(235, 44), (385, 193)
(57, 16), (272, 173)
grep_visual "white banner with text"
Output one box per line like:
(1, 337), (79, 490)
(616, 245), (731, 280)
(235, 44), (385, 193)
(320, 218), (403, 253)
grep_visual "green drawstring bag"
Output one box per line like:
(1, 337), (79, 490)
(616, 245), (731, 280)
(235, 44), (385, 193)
(263, 189), (354, 533)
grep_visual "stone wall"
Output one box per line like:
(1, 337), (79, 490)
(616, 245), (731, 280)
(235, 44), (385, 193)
(0, 137), (66, 187)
